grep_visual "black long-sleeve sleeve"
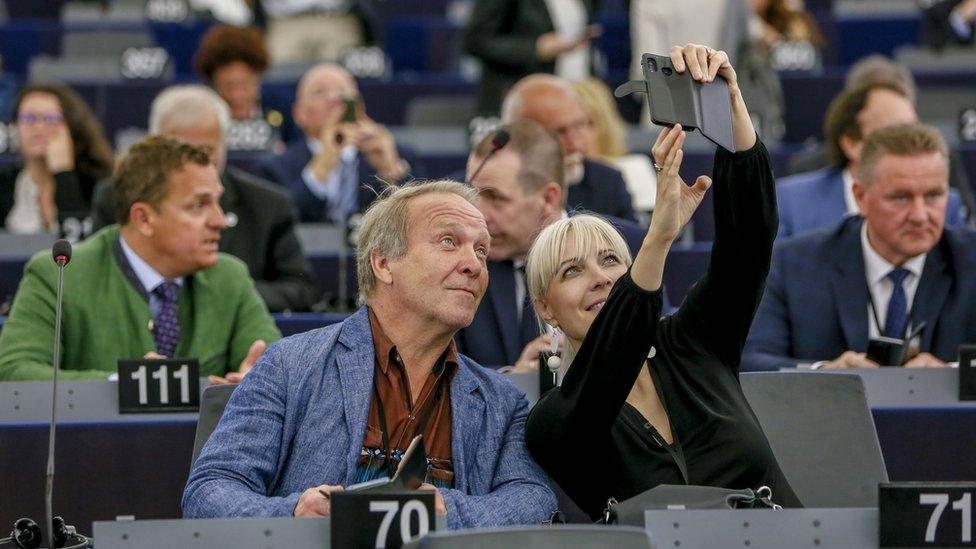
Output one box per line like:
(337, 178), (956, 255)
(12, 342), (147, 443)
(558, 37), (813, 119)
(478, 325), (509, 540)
(667, 139), (778, 369)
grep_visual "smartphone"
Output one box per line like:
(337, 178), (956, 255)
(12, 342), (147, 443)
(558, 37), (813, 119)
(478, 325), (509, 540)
(615, 53), (735, 152)
(866, 336), (906, 367)
(340, 95), (359, 123)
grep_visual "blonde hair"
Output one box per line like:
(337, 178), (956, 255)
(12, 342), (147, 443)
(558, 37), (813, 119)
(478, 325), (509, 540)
(356, 180), (479, 304)
(572, 78), (628, 158)
(525, 214), (632, 366)
(857, 123), (948, 186)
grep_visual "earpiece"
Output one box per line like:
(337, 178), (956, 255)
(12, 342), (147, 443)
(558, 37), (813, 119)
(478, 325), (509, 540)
(546, 328), (563, 373)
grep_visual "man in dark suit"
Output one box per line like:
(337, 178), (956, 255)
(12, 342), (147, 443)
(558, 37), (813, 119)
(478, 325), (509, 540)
(501, 73), (638, 223)
(779, 82), (970, 238)
(91, 85), (318, 312)
(259, 63), (412, 223)
(744, 123), (976, 372)
(462, 0), (598, 116)
(456, 119), (648, 370)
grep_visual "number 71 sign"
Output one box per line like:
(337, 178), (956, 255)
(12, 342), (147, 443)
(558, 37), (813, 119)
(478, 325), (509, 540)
(881, 483), (976, 547)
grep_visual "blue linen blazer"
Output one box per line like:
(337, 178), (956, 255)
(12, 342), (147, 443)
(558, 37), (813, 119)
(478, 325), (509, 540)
(454, 213), (652, 368)
(776, 167), (967, 239)
(182, 307), (556, 528)
(742, 216), (976, 371)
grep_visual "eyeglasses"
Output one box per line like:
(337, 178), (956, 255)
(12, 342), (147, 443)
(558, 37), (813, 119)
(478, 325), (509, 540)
(17, 113), (64, 126)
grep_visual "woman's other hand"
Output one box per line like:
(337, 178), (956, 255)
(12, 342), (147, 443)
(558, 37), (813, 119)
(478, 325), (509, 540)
(648, 125), (711, 244)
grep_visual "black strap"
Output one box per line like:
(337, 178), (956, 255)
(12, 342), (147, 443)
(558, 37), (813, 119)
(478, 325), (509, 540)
(866, 283), (917, 341)
(371, 357), (447, 478)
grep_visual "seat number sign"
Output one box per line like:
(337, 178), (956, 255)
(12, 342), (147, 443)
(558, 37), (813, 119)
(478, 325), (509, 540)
(880, 483), (976, 547)
(117, 358), (200, 413)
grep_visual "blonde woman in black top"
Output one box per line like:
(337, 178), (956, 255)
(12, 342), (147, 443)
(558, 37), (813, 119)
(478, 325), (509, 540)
(524, 43), (801, 519)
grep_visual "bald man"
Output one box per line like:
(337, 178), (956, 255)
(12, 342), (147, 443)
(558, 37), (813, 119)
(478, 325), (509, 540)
(502, 74), (637, 222)
(260, 63), (413, 223)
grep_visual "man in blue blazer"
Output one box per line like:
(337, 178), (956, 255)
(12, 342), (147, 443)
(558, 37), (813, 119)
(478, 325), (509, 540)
(502, 73), (637, 223)
(457, 120), (650, 370)
(777, 82), (967, 239)
(259, 63), (413, 223)
(183, 180), (556, 527)
(744, 123), (976, 372)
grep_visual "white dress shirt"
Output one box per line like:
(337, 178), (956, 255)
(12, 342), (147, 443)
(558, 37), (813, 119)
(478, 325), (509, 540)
(842, 168), (859, 217)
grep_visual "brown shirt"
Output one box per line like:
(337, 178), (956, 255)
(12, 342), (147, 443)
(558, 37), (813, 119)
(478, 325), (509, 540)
(358, 308), (457, 486)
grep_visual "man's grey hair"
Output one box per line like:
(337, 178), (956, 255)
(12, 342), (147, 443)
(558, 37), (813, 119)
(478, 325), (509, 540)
(149, 85), (231, 138)
(357, 180), (479, 304)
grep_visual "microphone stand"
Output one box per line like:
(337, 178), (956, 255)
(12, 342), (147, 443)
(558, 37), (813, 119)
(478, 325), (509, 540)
(47, 254), (68, 548)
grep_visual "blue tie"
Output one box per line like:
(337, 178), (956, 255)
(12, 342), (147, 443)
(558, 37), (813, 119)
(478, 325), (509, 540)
(152, 281), (181, 357)
(883, 268), (910, 339)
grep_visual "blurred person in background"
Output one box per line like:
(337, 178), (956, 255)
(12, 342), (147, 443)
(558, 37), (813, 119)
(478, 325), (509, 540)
(259, 63), (413, 224)
(0, 83), (113, 241)
(749, 0), (825, 67)
(776, 83), (968, 238)
(502, 74), (637, 222)
(463, 0), (601, 117)
(92, 85), (318, 312)
(919, 0), (976, 48)
(194, 24), (293, 152)
(573, 78), (657, 222)
(261, 0), (381, 64)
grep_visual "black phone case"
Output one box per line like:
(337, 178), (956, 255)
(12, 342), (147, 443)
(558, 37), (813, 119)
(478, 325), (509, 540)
(616, 53), (735, 152)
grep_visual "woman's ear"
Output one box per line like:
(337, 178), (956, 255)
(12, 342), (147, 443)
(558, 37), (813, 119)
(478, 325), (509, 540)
(536, 298), (558, 328)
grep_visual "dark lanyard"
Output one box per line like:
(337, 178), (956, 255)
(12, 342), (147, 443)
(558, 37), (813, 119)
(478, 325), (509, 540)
(372, 362), (446, 478)
(866, 284), (916, 341)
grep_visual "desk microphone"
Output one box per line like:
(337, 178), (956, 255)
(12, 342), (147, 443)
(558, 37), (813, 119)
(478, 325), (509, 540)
(23, 240), (89, 548)
(466, 129), (510, 185)
(47, 240), (71, 547)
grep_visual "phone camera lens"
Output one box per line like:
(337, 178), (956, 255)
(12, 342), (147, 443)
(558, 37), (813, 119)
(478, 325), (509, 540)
(646, 58), (658, 73)
(662, 67), (673, 76)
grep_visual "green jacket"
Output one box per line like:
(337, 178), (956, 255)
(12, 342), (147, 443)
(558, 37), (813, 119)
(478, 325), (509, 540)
(0, 226), (281, 380)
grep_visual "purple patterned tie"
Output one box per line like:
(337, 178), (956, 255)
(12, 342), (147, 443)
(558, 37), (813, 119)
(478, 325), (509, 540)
(152, 281), (181, 357)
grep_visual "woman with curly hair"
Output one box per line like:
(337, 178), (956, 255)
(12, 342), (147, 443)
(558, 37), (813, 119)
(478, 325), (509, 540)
(194, 25), (290, 152)
(1, 83), (113, 240)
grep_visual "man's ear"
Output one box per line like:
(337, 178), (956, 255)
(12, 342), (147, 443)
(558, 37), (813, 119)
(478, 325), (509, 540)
(839, 133), (862, 165)
(129, 202), (155, 237)
(852, 178), (868, 216)
(539, 181), (563, 213)
(371, 250), (394, 286)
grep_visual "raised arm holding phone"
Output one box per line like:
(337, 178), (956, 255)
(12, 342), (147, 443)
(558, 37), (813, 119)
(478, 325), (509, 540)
(523, 44), (801, 519)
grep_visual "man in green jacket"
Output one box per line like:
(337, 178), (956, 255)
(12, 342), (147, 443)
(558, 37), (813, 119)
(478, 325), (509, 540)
(0, 135), (281, 381)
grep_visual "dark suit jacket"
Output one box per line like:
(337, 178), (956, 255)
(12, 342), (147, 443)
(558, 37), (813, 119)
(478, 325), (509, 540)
(258, 139), (410, 223)
(743, 216), (976, 371)
(776, 167), (967, 239)
(920, 0), (975, 48)
(0, 166), (96, 241)
(567, 159), (637, 223)
(90, 167), (318, 312)
(455, 213), (651, 368)
(462, 0), (596, 115)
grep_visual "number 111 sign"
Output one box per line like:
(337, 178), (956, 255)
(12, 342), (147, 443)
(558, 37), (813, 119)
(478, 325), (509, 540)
(117, 358), (200, 413)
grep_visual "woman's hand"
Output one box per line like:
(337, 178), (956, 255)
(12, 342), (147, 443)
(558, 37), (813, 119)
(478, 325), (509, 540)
(647, 125), (711, 244)
(668, 43), (756, 151)
(45, 124), (75, 174)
